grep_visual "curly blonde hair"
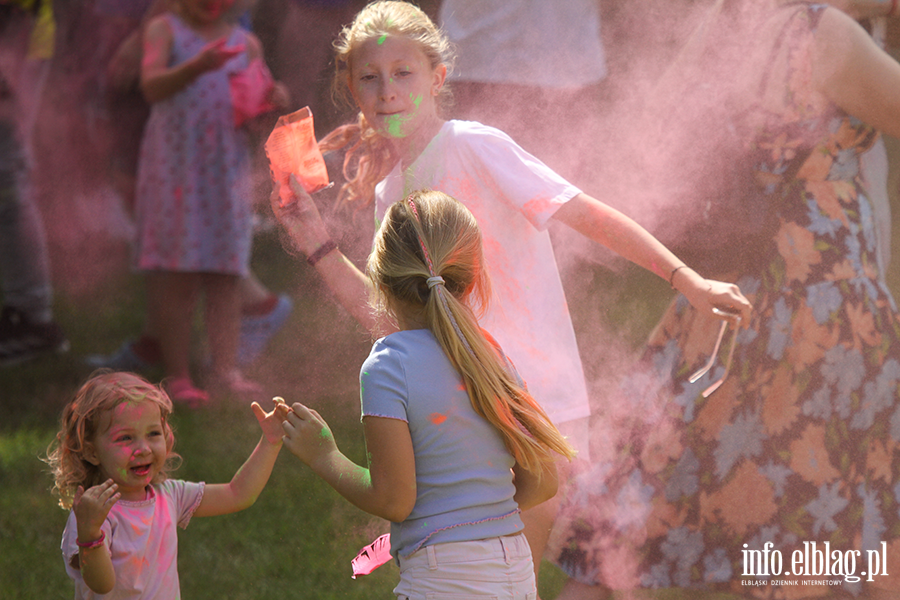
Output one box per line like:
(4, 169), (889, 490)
(368, 190), (576, 473)
(319, 1), (455, 210)
(45, 370), (181, 510)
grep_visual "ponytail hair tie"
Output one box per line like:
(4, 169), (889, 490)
(426, 276), (445, 289)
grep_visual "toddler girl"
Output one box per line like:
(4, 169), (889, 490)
(46, 370), (289, 598)
(281, 189), (575, 598)
(136, 0), (289, 403)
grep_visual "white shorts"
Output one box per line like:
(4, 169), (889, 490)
(394, 533), (536, 600)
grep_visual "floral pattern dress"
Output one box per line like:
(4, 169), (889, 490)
(549, 4), (900, 597)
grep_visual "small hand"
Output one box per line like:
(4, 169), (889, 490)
(73, 480), (120, 543)
(252, 397), (293, 445)
(269, 173), (331, 256)
(700, 279), (753, 326)
(196, 38), (245, 73)
(281, 402), (338, 467)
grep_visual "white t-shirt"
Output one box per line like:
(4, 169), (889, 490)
(438, 0), (607, 88)
(61, 480), (205, 600)
(375, 120), (590, 425)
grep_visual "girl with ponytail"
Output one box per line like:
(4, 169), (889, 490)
(270, 0), (751, 590)
(280, 189), (574, 599)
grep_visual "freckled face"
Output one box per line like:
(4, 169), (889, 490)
(88, 401), (169, 501)
(349, 35), (445, 139)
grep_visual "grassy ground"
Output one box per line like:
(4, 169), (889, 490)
(0, 225), (654, 599)
(16, 208), (894, 599)
(1, 219), (679, 599)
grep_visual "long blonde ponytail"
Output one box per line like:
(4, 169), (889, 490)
(368, 190), (576, 474)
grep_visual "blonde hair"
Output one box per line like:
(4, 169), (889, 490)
(45, 370), (181, 510)
(319, 1), (455, 210)
(367, 190), (576, 473)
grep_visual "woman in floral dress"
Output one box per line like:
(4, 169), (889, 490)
(550, 2), (900, 598)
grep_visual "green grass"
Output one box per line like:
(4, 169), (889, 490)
(0, 225), (777, 599)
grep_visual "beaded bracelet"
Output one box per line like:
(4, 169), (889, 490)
(76, 530), (106, 550)
(306, 240), (338, 267)
(669, 265), (689, 288)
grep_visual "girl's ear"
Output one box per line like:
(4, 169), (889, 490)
(83, 442), (101, 466)
(431, 63), (447, 97)
(347, 73), (361, 106)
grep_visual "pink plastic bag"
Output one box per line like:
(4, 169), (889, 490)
(229, 57), (276, 128)
(350, 533), (392, 579)
(265, 106), (330, 200)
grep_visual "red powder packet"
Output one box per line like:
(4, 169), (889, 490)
(265, 106), (331, 202)
(229, 57), (276, 128)
(350, 533), (392, 579)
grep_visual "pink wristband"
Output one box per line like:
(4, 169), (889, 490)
(76, 530), (106, 550)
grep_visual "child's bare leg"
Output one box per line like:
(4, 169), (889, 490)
(239, 272), (272, 307)
(203, 272), (241, 376)
(146, 270), (199, 380)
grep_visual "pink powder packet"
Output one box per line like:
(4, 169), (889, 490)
(265, 106), (330, 200)
(229, 57), (276, 128)
(350, 533), (392, 579)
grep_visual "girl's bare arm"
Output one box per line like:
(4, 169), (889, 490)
(812, 7), (900, 139)
(282, 404), (417, 522)
(553, 193), (753, 321)
(192, 402), (288, 517)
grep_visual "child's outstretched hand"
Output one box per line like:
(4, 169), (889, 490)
(252, 397), (293, 445)
(196, 38), (245, 74)
(281, 402), (338, 468)
(73, 480), (120, 542)
(269, 173), (331, 257)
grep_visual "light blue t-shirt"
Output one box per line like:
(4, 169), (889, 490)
(360, 329), (524, 559)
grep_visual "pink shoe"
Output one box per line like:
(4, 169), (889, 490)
(166, 376), (210, 408)
(212, 369), (264, 400)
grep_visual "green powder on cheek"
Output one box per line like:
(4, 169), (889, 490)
(384, 113), (412, 138)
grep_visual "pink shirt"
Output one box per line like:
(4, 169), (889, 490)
(61, 480), (205, 599)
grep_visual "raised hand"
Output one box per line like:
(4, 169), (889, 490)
(252, 397), (292, 445)
(195, 38), (245, 74)
(73, 480), (120, 542)
(281, 402), (338, 468)
(269, 173), (332, 257)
